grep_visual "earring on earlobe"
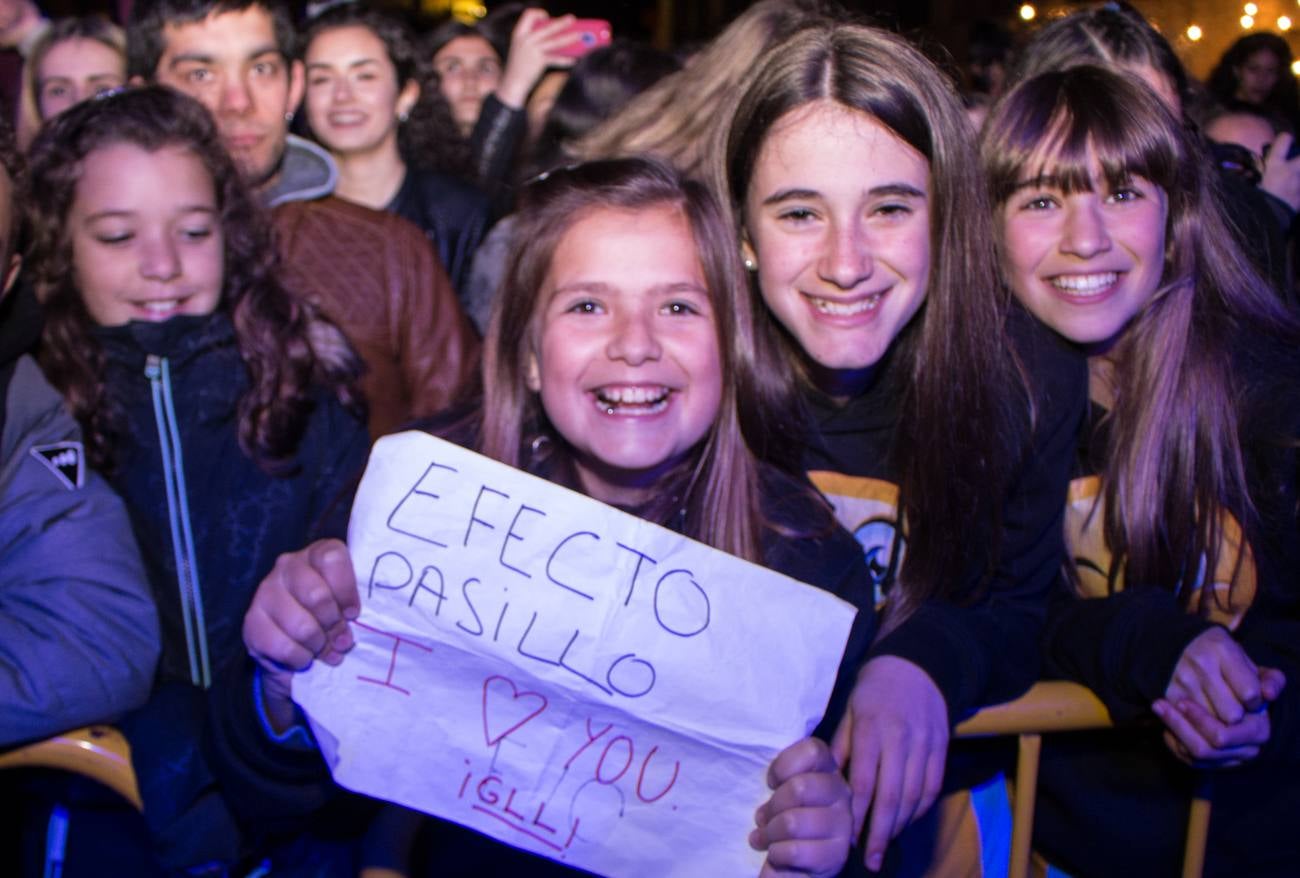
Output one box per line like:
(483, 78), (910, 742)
(284, 110), (295, 123)
(398, 110), (410, 123)
(742, 256), (757, 272)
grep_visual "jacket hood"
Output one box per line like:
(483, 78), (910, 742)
(261, 135), (338, 209)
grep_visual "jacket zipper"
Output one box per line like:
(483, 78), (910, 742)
(145, 354), (212, 689)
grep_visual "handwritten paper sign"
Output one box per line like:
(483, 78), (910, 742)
(295, 431), (857, 877)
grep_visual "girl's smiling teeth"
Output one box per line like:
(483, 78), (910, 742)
(134, 296), (190, 318)
(592, 384), (672, 415)
(1049, 271), (1121, 297)
(327, 110), (368, 127)
(805, 289), (886, 316)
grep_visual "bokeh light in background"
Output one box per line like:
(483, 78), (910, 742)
(1019, 0), (1300, 80)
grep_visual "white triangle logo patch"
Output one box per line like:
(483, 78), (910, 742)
(30, 441), (85, 491)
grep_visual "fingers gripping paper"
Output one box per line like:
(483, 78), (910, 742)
(294, 432), (857, 877)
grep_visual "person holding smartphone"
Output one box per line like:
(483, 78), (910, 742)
(466, 7), (608, 208)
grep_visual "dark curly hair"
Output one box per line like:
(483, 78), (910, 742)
(0, 112), (23, 260)
(303, 3), (470, 176)
(1207, 32), (1300, 133)
(26, 85), (361, 473)
(424, 19), (488, 64)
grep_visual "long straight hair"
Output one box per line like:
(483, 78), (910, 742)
(720, 21), (1027, 615)
(480, 157), (824, 563)
(983, 66), (1299, 602)
(1008, 2), (1190, 110)
(571, 0), (825, 179)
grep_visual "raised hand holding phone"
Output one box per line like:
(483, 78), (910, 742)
(540, 17), (612, 58)
(496, 9), (599, 108)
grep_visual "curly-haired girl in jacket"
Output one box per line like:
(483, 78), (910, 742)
(26, 84), (370, 874)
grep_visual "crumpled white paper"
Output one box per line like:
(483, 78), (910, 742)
(294, 431), (857, 877)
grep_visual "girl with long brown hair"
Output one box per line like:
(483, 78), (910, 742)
(26, 84), (369, 872)
(235, 157), (875, 876)
(984, 64), (1300, 876)
(717, 18), (1087, 872)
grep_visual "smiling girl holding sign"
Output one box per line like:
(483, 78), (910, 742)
(232, 157), (876, 877)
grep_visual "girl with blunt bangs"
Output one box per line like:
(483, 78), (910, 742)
(237, 157), (876, 876)
(25, 84), (370, 872)
(984, 66), (1300, 876)
(719, 18), (1086, 873)
(984, 66), (1283, 588)
(1006, 1), (1298, 303)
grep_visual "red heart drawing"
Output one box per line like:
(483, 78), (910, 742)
(482, 675), (549, 747)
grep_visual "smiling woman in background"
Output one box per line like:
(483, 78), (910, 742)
(301, 4), (489, 298)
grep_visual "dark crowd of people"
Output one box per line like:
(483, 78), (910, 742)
(0, 1), (1297, 877)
